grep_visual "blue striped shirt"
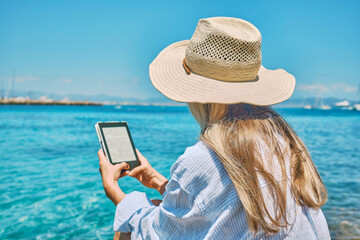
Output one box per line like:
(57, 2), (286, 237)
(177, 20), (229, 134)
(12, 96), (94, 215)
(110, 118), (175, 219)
(113, 141), (330, 239)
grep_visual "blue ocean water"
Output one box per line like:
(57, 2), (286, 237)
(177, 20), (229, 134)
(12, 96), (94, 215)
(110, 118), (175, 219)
(0, 105), (359, 239)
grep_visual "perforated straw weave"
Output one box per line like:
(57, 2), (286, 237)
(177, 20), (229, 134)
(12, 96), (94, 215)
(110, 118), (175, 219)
(149, 17), (296, 105)
(185, 18), (262, 82)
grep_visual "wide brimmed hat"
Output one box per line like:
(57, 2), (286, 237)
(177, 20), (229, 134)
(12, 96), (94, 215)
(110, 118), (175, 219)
(149, 17), (295, 106)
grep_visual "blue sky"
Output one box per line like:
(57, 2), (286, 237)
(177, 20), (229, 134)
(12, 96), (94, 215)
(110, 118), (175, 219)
(0, 0), (359, 100)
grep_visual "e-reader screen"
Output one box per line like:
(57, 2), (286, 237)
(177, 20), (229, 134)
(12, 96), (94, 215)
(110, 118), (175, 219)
(101, 126), (137, 163)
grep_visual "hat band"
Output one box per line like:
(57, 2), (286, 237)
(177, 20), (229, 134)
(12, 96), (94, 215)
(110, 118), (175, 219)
(182, 59), (192, 75)
(183, 56), (261, 83)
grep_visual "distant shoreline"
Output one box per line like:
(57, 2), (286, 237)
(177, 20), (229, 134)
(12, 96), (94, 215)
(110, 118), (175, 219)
(1, 99), (359, 110)
(0, 99), (188, 107)
(0, 99), (102, 106)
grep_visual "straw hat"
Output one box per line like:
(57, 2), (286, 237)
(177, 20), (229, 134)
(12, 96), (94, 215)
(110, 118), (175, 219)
(149, 17), (295, 106)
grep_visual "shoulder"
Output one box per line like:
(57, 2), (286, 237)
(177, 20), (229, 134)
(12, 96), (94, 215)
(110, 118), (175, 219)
(183, 140), (218, 167)
(170, 140), (230, 196)
(170, 140), (218, 178)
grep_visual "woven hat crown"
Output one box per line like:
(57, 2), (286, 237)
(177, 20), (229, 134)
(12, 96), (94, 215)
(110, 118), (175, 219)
(185, 17), (262, 82)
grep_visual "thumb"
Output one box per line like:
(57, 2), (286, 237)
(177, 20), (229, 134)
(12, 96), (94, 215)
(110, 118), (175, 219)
(116, 162), (129, 171)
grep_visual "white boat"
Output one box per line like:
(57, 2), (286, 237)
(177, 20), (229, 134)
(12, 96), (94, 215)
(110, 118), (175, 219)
(334, 100), (352, 110)
(353, 104), (360, 111)
(335, 100), (350, 107)
(317, 97), (331, 110)
(319, 105), (331, 110)
(351, 84), (360, 111)
(38, 96), (54, 103)
(304, 105), (312, 109)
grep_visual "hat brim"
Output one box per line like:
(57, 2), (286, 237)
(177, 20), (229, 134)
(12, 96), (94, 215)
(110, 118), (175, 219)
(149, 40), (296, 106)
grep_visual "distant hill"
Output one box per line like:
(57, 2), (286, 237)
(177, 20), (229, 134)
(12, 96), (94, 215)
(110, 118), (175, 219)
(9, 90), (177, 104)
(275, 97), (357, 108)
(7, 90), (358, 107)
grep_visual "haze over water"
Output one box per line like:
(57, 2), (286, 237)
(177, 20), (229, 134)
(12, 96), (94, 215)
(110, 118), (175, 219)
(0, 105), (359, 239)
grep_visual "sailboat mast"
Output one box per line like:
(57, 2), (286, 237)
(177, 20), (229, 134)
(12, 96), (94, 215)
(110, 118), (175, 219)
(0, 79), (3, 99)
(356, 83), (360, 104)
(5, 70), (15, 100)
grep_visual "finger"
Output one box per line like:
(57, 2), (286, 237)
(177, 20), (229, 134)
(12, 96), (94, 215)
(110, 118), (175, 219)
(135, 148), (143, 158)
(116, 162), (129, 171)
(135, 149), (147, 164)
(120, 170), (130, 178)
(98, 149), (106, 163)
(128, 165), (146, 177)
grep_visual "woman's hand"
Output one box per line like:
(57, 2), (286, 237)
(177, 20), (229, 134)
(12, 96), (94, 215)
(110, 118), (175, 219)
(98, 149), (128, 205)
(128, 149), (168, 195)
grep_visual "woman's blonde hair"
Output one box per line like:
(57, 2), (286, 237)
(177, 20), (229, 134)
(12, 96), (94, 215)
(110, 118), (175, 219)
(188, 102), (327, 235)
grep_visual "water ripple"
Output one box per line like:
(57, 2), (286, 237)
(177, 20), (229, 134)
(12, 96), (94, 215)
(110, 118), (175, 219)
(0, 105), (359, 239)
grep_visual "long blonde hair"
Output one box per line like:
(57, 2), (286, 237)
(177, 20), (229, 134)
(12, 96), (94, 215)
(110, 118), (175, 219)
(188, 102), (327, 235)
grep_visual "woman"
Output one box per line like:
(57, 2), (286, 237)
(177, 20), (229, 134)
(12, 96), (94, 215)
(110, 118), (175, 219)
(98, 17), (330, 239)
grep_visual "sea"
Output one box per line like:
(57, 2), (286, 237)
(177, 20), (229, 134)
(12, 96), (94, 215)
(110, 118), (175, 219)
(0, 105), (359, 239)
